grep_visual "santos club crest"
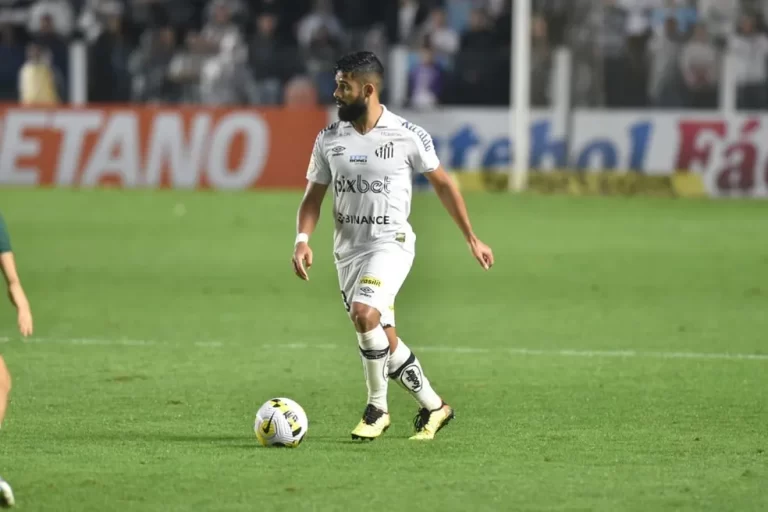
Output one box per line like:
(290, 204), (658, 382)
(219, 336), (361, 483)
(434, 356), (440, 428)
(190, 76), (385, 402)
(375, 141), (394, 160)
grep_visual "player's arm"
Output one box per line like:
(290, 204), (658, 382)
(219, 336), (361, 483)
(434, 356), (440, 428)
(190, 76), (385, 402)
(292, 181), (328, 280)
(424, 166), (476, 245)
(296, 181), (328, 240)
(408, 125), (494, 270)
(424, 167), (494, 270)
(1, 253), (30, 315)
(0, 217), (33, 337)
(292, 132), (332, 281)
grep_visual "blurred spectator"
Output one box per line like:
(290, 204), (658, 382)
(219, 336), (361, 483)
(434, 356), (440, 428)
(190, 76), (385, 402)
(698, 0), (739, 47)
(362, 24), (387, 63)
(131, 0), (203, 29)
(199, 32), (259, 105)
(33, 13), (67, 98)
(303, 23), (342, 103)
(484, 0), (507, 19)
(531, 14), (552, 107)
(283, 74), (319, 107)
(5, 0), (768, 111)
(0, 24), (25, 100)
(618, 0), (658, 38)
(88, 10), (132, 102)
(248, 11), (288, 106)
(408, 43), (446, 109)
(333, 0), (382, 50)
(77, 0), (123, 43)
(648, 16), (684, 107)
(534, 0), (569, 46)
(27, 0), (73, 36)
(166, 30), (208, 103)
(445, 49), (507, 106)
(398, 0), (429, 46)
(129, 26), (179, 103)
(595, 0), (629, 107)
(297, 0), (344, 50)
(418, 7), (459, 56)
(19, 41), (59, 104)
(493, 0), (511, 46)
(200, 0), (243, 55)
(650, 0), (698, 37)
(460, 8), (495, 51)
(730, 13), (768, 110)
(680, 23), (719, 108)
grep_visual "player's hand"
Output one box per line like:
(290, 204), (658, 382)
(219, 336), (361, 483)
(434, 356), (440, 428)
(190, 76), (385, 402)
(292, 242), (313, 281)
(17, 306), (33, 338)
(469, 237), (494, 271)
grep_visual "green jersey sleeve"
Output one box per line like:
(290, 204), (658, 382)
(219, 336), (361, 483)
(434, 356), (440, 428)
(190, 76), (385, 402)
(0, 213), (12, 253)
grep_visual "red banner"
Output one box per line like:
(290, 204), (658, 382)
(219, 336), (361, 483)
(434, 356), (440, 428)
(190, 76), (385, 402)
(0, 105), (328, 189)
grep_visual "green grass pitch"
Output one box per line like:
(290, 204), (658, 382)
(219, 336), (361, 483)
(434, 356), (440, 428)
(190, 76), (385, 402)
(0, 188), (766, 511)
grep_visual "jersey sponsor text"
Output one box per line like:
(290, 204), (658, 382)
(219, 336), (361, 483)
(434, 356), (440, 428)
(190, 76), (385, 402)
(335, 175), (391, 194)
(336, 213), (391, 225)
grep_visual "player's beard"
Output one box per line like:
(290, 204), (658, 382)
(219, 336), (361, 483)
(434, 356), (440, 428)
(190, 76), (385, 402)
(336, 96), (368, 122)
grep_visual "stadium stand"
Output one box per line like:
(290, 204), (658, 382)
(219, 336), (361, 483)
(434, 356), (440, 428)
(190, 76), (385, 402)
(1, 0), (766, 109)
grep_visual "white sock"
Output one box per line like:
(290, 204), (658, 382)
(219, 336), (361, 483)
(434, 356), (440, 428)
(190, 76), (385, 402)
(388, 338), (443, 411)
(357, 327), (390, 412)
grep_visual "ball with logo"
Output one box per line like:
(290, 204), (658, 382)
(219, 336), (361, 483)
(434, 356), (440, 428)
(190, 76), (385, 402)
(254, 397), (309, 448)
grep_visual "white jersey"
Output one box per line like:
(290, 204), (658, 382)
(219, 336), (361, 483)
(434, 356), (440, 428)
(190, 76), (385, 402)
(306, 106), (440, 265)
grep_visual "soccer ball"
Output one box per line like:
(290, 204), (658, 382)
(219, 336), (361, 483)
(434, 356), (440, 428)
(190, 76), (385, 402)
(254, 397), (309, 448)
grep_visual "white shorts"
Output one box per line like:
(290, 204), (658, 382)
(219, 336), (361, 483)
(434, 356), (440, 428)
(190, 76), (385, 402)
(337, 243), (414, 327)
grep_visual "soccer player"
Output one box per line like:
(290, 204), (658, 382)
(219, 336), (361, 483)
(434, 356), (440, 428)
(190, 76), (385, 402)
(0, 212), (34, 508)
(291, 52), (494, 441)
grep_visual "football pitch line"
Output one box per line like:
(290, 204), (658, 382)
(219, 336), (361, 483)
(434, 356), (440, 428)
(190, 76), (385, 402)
(1, 336), (767, 362)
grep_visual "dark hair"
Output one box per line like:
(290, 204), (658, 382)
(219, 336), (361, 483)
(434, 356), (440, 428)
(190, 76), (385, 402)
(334, 51), (385, 80)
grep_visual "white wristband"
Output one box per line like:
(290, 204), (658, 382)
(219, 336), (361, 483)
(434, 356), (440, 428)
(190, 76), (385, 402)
(295, 233), (309, 246)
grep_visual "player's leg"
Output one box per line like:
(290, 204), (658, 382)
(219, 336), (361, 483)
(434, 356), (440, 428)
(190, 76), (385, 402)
(374, 242), (454, 440)
(0, 356), (13, 508)
(338, 261), (391, 441)
(348, 301), (391, 440)
(383, 326), (455, 441)
(0, 356), (10, 428)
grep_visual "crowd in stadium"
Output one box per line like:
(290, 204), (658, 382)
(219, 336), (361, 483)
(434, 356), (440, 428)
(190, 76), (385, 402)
(1, 0), (768, 109)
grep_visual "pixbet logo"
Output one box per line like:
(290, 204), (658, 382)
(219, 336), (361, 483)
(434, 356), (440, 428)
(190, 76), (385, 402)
(335, 175), (391, 194)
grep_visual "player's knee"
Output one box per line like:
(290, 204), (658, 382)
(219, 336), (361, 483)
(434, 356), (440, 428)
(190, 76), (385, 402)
(350, 302), (381, 332)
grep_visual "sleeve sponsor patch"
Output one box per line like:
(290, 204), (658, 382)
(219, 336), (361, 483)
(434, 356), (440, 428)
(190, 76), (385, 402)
(401, 122), (434, 153)
(320, 121), (340, 135)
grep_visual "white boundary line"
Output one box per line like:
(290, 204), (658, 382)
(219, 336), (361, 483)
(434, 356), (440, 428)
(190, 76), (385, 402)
(0, 337), (223, 348)
(417, 346), (768, 361)
(2, 336), (765, 362)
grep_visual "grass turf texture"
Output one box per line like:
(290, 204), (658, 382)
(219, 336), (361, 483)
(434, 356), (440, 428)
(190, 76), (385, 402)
(0, 188), (766, 512)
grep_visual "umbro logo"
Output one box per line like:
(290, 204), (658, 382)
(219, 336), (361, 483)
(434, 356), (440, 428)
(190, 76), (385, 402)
(331, 146), (346, 157)
(375, 141), (394, 160)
